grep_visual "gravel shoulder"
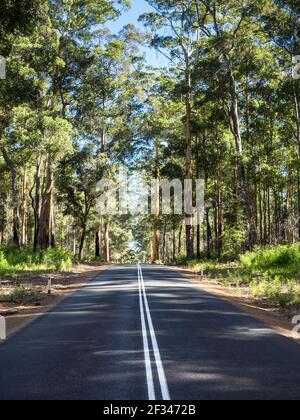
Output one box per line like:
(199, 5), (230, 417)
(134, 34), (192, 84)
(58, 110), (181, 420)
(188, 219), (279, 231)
(0, 264), (110, 337)
(170, 266), (300, 344)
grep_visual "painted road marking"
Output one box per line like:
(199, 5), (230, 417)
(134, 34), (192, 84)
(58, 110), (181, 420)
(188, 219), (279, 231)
(138, 265), (156, 400)
(138, 264), (171, 401)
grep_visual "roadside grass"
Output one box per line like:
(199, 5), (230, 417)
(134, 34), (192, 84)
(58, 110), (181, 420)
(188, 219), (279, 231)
(0, 285), (38, 304)
(175, 244), (300, 308)
(0, 246), (74, 278)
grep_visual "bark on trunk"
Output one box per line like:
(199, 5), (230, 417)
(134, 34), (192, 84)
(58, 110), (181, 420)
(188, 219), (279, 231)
(95, 230), (101, 258)
(21, 168), (28, 246)
(294, 87), (300, 240)
(173, 224), (176, 261)
(226, 63), (254, 248)
(79, 225), (86, 260)
(103, 219), (110, 263)
(37, 155), (53, 250)
(0, 145), (20, 246)
(185, 69), (194, 259)
(178, 223), (183, 256)
(151, 139), (161, 263)
(33, 156), (42, 252)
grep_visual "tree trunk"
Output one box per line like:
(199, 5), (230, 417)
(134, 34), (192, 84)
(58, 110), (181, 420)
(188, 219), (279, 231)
(33, 156), (42, 252)
(268, 187), (271, 244)
(258, 169), (263, 244)
(195, 135), (201, 260)
(0, 145), (20, 246)
(79, 225), (86, 260)
(294, 87), (300, 240)
(216, 189), (223, 259)
(185, 69), (194, 259)
(206, 208), (212, 259)
(21, 168), (28, 246)
(95, 229), (101, 258)
(162, 226), (167, 262)
(212, 11), (253, 248)
(226, 63), (254, 248)
(0, 192), (7, 246)
(151, 139), (161, 263)
(172, 224), (176, 261)
(178, 223), (183, 256)
(37, 155), (53, 250)
(103, 219), (110, 263)
(196, 223), (201, 260)
(73, 234), (76, 255)
(216, 134), (223, 258)
(50, 201), (56, 248)
(205, 173), (212, 258)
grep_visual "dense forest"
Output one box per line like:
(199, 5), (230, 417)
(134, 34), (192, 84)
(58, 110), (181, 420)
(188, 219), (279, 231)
(0, 0), (300, 266)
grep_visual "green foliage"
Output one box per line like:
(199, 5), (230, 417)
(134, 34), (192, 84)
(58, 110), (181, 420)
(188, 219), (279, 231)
(176, 244), (300, 308)
(0, 246), (73, 276)
(0, 0), (46, 54)
(174, 255), (191, 266)
(241, 245), (300, 279)
(221, 228), (246, 260)
(40, 248), (73, 271)
(2, 0), (300, 268)
(0, 251), (9, 270)
(250, 276), (298, 308)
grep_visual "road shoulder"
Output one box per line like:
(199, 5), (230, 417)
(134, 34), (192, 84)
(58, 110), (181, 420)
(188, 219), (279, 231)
(0, 264), (110, 337)
(170, 265), (300, 344)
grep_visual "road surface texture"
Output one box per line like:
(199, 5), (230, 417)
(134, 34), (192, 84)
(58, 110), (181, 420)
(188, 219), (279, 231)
(1, 264), (300, 400)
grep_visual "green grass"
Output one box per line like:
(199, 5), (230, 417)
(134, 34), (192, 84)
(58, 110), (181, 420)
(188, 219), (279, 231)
(0, 246), (74, 278)
(240, 245), (300, 279)
(175, 244), (300, 308)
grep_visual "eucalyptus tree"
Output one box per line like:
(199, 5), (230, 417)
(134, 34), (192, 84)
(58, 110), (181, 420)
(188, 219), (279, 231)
(191, 0), (268, 249)
(56, 145), (106, 260)
(141, 0), (203, 258)
(0, 0), (46, 54)
(25, 0), (130, 251)
(0, 0), (46, 245)
(262, 0), (300, 239)
(130, 69), (186, 262)
(71, 24), (145, 261)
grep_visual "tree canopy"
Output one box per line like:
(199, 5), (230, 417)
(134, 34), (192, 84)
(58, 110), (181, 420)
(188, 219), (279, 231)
(0, 0), (300, 264)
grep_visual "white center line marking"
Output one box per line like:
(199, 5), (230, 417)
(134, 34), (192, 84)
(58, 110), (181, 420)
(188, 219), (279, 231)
(138, 264), (171, 401)
(138, 264), (156, 400)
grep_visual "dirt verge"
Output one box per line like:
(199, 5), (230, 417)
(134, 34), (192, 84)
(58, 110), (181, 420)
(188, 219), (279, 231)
(0, 264), (110, 337)
(170, 266), (300, 344)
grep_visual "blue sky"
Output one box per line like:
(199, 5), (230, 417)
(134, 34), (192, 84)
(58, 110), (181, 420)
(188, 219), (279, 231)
(106, 0), (167, 67)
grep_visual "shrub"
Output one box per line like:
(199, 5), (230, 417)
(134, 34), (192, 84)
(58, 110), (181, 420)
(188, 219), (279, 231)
(221, 227), (246, 260)
(240, 245), (300, 279)
(0, 285), (36, 303)
(41, 248), (73, 271)
(174, 255), (190, 266)
(0, 251), (9, 269)
(0, 246), (74, 276)
(250, 276), (298, 308)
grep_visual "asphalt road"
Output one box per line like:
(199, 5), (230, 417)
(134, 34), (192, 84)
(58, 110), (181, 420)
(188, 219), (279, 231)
(1, 264), (300, 400)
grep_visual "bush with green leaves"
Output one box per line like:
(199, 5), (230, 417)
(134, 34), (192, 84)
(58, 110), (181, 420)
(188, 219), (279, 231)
(0, 246), (74, 276)
(221, 227), (246, 260)
(175, 244), (300, 308)
(250, 276), (298, 308)
(240, 245), (300, 279)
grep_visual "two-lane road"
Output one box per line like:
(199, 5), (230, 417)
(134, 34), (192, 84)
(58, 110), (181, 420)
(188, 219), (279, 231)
(1, 265), (300, 400)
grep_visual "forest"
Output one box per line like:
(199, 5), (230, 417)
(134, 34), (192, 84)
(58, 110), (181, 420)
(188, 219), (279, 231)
(1, 0), (300, 283)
